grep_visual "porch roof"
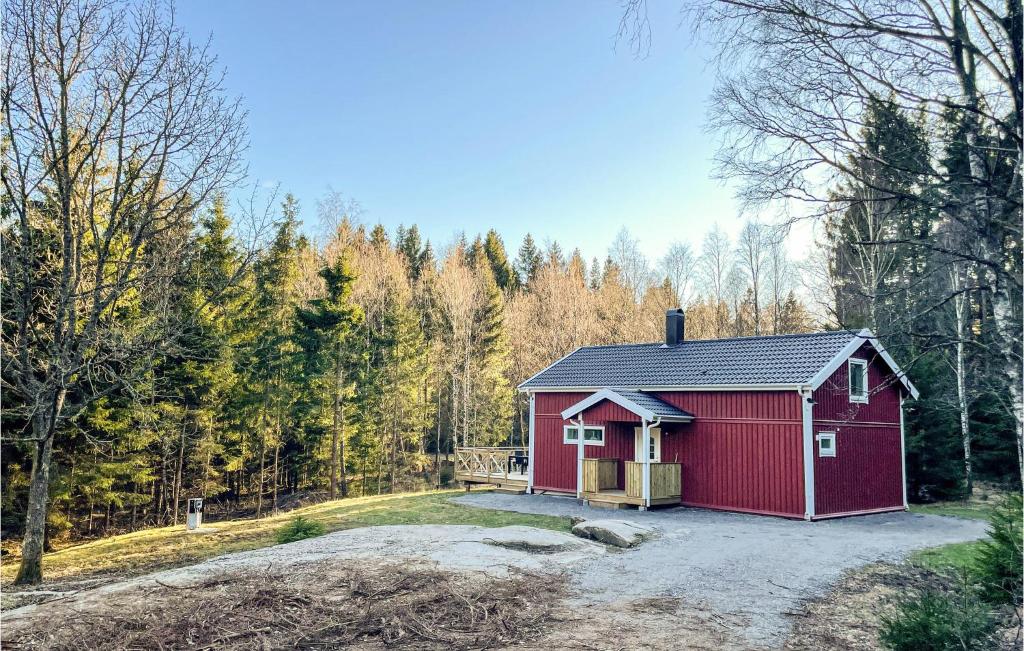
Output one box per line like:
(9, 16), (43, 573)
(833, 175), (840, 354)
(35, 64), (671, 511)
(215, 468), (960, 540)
(560, 388), (695, 423)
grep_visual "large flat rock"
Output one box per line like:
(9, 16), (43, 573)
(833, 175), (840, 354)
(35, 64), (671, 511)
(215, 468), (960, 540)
(572, 519), (655, 548)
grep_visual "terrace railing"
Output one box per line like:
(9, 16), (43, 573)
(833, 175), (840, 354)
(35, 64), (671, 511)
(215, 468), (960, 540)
(454, 446), (528, 486)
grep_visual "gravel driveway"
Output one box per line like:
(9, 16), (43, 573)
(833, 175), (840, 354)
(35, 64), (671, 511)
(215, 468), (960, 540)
(455, 493), (989, 647)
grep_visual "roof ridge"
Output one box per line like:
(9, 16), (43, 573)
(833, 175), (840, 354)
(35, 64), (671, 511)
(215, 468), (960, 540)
(574, 329), (856, 352)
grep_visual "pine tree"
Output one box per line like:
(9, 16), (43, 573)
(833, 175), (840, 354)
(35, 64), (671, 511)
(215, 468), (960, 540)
(515, 234), (542, 286)
(294, 256), (364, 498)
(483, 230), (518, 291)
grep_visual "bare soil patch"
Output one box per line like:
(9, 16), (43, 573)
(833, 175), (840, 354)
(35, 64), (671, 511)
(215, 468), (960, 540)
(5, 560), (567, 650)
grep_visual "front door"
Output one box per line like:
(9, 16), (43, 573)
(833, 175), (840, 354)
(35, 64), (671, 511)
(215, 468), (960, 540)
(633, 427), (662, 462)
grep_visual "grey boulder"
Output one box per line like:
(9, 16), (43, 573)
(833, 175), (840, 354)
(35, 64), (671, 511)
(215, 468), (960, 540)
(571, 519), (654, 548)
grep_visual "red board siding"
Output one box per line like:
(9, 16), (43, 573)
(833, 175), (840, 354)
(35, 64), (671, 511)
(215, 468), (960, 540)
(533, 392), (587, 492)
(812, 343), (905, 515)
(532, 390), (806, 516)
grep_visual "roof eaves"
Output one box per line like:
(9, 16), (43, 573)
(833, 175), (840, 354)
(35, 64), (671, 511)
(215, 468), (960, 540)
(516, 346), (583, 392)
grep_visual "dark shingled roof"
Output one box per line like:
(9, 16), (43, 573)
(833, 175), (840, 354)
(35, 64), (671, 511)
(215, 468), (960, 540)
(605, 388), (695, 420)
(520, 330), (862, 390)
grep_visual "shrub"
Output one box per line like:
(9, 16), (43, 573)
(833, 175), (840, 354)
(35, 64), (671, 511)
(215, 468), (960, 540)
(439, 466), (454, 486)
(879, 584), (995, 651)
(276, 516), (326, 544)
(974, 492), (1023, 606)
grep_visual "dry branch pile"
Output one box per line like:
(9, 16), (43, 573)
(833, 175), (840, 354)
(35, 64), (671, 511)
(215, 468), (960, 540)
(7, 562), (566, 650)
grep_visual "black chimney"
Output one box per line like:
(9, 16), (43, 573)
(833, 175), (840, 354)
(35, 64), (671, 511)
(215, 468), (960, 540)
(665, 308), (685, 346)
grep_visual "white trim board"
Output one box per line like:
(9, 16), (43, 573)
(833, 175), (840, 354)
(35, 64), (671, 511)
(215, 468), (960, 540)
(801, 388), (815, 520)
(807, 329), (919, 399)
(524, 384), (805, 393)
(559, 388), (694, 423)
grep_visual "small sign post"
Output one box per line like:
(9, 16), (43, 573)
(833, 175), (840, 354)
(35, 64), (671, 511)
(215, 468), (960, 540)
(187, 498), (204, 530)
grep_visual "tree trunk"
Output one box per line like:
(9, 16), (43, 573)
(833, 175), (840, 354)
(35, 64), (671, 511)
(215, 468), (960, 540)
(256, 429), (266, 519)
(15, 417), (56, 585)
(952, 272), (973, 495)
(172, 420), (186, 526)
(272, 442), (280, 515)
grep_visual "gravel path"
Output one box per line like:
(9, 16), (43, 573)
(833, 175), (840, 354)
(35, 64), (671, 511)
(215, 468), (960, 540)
(455, 493), (989, 646)
(5, 496), (988, 649)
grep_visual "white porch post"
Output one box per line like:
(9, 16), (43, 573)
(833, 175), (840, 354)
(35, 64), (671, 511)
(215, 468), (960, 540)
(576, 417), (585, 499)
(801, 388), (816, 521)
(899, 396), (908, 509)
(527, 392), (536, 494)
(642, 418), (651, 509)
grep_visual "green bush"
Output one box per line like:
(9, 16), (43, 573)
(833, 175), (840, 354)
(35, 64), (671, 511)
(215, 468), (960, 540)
(974, 492), (1023, 606)
(879, 585), (995, 651)
(276, 516), (326, 544)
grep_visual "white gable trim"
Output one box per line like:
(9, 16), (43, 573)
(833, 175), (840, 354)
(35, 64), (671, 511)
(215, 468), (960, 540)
(559, 388), (694, 423)
(807, 329), (919, 400)
(561, 389), (656, 421)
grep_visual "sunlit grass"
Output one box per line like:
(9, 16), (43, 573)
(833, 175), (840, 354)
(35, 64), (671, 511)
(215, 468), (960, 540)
(1, 490), (570, 588)
(910, 540), (984, 573)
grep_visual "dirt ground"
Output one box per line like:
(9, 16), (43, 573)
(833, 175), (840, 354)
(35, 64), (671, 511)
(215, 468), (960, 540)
(4, 559), (762, 650)
(0, 507), (1001, 650)
(13, 554), (1015, 651)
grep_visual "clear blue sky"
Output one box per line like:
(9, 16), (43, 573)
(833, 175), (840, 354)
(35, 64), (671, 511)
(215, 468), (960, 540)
(177, 1), (778, 264)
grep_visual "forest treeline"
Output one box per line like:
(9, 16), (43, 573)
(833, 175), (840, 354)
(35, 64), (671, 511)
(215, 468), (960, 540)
(2, 0), (1019, 588)
(3, 186), (818, 543)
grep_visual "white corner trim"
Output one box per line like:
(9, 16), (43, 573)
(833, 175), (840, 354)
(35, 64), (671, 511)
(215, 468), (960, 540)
(808, 329), (919, 400)
(899, 396), (908, 508)
(560, 388), (658, 421)
(801, 388), (815, 520)
(527, 392), (535, 493)
(516, 347), (583, 391)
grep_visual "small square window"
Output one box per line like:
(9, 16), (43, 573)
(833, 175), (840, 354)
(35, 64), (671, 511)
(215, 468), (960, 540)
(849, 359), (868, 403)
(817, 432), (836, 457)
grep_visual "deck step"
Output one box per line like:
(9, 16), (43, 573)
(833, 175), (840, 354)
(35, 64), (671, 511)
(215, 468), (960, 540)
(586, 499), (631, 510)
(493, 486), (527, 495)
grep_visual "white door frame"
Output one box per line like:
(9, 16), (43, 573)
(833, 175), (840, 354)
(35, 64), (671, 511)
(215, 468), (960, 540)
(634, 426), (662, 462)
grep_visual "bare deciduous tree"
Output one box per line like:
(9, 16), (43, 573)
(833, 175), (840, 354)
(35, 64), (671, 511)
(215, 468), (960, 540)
(698, 226), (733, 336)
(2, 0), (246, 583)
(660, 241), (698, 306)
(736, 221), (768, 335)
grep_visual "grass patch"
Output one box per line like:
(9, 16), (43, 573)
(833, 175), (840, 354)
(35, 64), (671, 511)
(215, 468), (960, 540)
(910, 541), (984, 573)
(909, 502), (994, 521)
(909, 485), (1010, 522)
(1, 490), (570, 588)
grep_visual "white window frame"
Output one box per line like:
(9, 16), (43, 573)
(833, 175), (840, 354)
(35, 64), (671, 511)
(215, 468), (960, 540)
(848, 358), (869, 403)
(563, 424), (605, 446)
(817, 431), (837, 457)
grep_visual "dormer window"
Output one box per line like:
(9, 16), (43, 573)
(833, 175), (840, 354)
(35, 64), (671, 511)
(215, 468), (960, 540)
(849, 359), (868, 403)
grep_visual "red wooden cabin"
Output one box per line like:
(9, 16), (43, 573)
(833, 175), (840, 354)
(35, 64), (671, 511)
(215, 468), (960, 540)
(515, 309), (918, 520)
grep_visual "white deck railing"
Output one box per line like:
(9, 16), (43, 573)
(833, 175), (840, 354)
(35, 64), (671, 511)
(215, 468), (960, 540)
(454, 446), (528, 484)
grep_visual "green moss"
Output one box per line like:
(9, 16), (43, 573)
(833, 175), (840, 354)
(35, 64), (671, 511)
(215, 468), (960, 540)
(2, 491), (570, 587)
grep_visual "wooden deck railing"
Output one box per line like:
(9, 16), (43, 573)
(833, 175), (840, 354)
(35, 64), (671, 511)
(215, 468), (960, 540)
(625, 461), (682, 500)
(454, 446), (528, 485)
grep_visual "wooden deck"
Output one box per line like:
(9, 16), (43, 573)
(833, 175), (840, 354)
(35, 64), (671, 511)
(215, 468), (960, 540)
(581, 458), (682, 509)
(581, 489), (681, 508)
(455, 446), (528, 489)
